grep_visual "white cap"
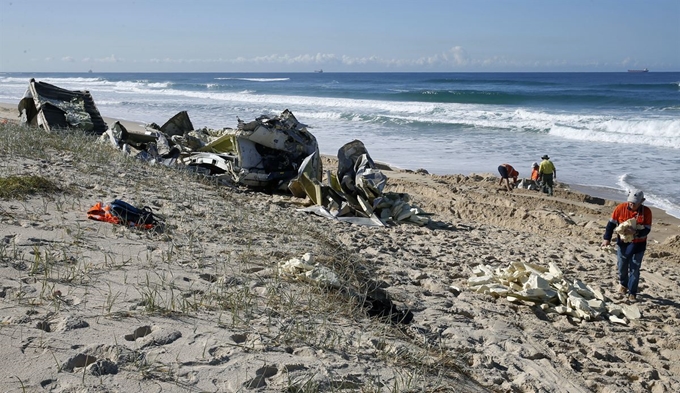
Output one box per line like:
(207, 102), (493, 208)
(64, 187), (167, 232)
(627, 189), (644, 204)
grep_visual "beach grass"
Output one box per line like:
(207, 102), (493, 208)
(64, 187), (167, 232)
(0, 175), (61, 199)
(0, 121), (481, 392)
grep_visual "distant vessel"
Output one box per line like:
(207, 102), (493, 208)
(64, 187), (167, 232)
(88, 69), (93, 73)
(627, 68), (648, 73)
(314, 69), (323, 73)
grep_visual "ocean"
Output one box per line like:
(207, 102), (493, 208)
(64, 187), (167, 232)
(1, 72), (679, 218)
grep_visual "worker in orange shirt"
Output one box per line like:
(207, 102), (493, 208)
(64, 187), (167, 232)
(530, 162), (541, 190)
(531, 162), (540, 181)
(601, 189), (652, 302)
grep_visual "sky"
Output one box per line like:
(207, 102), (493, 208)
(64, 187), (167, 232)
(0, 0), (678, 73)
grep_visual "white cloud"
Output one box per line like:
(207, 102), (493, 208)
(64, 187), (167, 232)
(448, 46), (469, 65)
(61, 56), (75, 63)
(97, 47), (583, 70)
(94, 55), (121, 63)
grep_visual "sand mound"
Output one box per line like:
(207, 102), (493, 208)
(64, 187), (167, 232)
(1, 122), (680, 392)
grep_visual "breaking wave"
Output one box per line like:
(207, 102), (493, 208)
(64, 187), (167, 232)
(110, 86), (679, 150)
(214, 77), (290, 82)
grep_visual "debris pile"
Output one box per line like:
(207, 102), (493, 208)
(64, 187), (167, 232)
(16, 79), (429, 227)
(295, 140), (432, 227)
(279, 253), (413, 324)
(102, 109), (321, 191)
(468, 261), (641, 324)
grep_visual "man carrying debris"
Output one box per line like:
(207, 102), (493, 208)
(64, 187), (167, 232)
(601, 189), (652, 302)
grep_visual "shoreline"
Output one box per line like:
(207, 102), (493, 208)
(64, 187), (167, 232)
(365, 155), (680, 220)
(2, 99), (679, 229)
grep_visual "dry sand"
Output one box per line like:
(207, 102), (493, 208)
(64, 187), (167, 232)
(1, 101), (680, 392)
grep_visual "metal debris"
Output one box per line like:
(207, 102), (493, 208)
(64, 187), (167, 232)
(17, 80), (430, 227)
(18, 79), (107, 133)
(99, 108), (321, 190)
(296, 140), (432, 227)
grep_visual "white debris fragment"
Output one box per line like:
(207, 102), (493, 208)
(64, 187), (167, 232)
(278, 252), (315, 275)
(305, 266), (341, 288)
(614, 218), (643, 243)
(278, 253), (342, 288)
(525, 273), (551, 290)
(609, 315), (628, 325)
(587, 299), (607, 312)
(467, 261), (642, 324)
(468, 275), (496, 286)
(620, 304), (642, 320)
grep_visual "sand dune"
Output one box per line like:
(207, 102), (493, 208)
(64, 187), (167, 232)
(1, 103), (679, 392)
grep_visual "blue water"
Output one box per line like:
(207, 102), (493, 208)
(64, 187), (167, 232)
(1, 72), (679, 217)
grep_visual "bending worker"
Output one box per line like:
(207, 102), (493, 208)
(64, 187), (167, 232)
(538, 155), (556, 196)
(531, 162), (540, 182)
(497, 163), (519, 191)
(601, 189), (652, 302)
(531, 162), (541, 189)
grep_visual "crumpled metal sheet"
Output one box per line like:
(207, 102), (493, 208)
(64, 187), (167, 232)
(288, 153), (323, 204)
(18, 79), (107, 134)
(296, 140), (431, 227)
(98, 108), (321, 190)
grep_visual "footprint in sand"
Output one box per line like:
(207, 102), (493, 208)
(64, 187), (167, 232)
(243, 365), (278, 389)
(124, 325), (152, 341)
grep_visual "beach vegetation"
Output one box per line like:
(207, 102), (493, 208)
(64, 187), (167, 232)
(0, 120), (483, 391)
(0, 175), (60, 200)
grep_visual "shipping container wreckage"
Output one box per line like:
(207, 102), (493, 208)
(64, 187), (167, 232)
(16, 79), (431, 227)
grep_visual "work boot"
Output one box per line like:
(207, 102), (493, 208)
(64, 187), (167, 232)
(618, 285), (627, 294)
(628, 294), (636, 302)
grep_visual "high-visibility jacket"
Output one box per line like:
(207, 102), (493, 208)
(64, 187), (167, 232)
(603, 202), (652, 253)
(531, 168), (540, 181)
(87, 201), (157, 230)
(539, 159), (555, 175)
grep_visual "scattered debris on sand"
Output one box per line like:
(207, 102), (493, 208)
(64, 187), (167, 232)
(17, 79), (430, 227)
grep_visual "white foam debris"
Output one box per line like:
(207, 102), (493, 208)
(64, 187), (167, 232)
(279, 253), (341, 288)
(278, 252), (315, 274)
(305, 266), (341, 288)
(614, 218), (644, 243)
(608, 315), (628, 325)
(620, 304), (642, 320)
(525, 273), (551, 290)
(468, 261), (641, 324)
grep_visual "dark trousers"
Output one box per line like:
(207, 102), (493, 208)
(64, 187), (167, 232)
(541, 173), (554, 196)
(617, 247), (644, 296)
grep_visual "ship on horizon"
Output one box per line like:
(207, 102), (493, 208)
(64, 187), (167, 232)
(627, 68), (648, 73)
(314, 69), (323, 73)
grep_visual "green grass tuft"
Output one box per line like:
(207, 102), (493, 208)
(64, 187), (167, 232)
(0, 175), (61, 199)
